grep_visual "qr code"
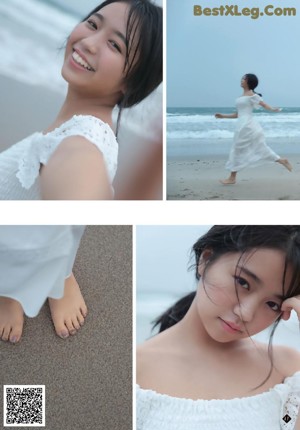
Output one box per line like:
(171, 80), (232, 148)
(3, 385), (45, 427)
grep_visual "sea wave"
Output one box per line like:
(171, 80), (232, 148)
(167, 113), (300, 124)
(0, 0), (77, 93)
(168, 129), (300, 139)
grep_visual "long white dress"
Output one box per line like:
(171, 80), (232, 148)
(226, 95), (280, 171)
(137, 371), (300, 430)
(0, 226), (85, 317)
(0, 114), (118, 199)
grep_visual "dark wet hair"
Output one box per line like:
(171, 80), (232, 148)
(244, 73), (262, 97)
(154, 225), (300, 330)
(82, 0), (162, 132)
(153, 225), (300, 386)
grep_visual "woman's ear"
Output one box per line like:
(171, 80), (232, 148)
(198, 249), (213, 277)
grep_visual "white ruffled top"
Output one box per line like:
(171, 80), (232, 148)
(0, 115), (118, 200)
(137, 372), (300, 430)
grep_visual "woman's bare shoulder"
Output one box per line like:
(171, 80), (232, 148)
(273, 344), (300, 377)
(137, 330), (179, 386)
(254, 340), (300, 377)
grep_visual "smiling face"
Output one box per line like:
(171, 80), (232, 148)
(195, 248), (290, 343)
(62, 2), (132, 104)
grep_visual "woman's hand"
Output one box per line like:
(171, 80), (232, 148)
(281, 295), (300, 321)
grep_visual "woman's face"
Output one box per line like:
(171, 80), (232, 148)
(196, 248), (291, 343)
(240, 75), (248, 89)
(62, 2), (131, 103)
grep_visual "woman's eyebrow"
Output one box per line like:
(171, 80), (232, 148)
(237, 266), (262, 284)
(93, 12), (127, 46)
(237, 265), (284, 299)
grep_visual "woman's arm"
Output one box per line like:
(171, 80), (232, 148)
(215, 112), (238, 119)
(40, 136), (113, 200)
(259, 101), (281, 112)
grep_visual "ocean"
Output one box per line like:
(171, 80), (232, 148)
(0, 0), (102, 93)
(167, 107), (300, 157)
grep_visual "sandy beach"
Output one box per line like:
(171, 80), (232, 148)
(167, 138), (300, 200)
(0, 226), (132, 430)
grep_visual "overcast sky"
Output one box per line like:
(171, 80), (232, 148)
(167, 0), (300, 107)
(136, 225), (211, 294)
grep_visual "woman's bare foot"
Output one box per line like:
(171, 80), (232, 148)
(0, 297), (24, 343)
(219, 178), (236, 185)
(48, 273), (87, 339)
(220, 171), (237, 185)
(277, 158), (292, 172)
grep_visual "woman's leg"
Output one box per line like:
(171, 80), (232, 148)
(276, 158), (292, 172)
(220, 171), (237, 185)
(0, 297), (24, 343)
(48, 273), (88, 339)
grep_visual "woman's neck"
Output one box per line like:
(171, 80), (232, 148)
(46, 89), (118, 132)
(243, 89), (254, 96)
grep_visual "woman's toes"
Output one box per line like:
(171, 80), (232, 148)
(1, 326), (11, 341)
(0, 297), (24, 344)
(9, 324), (23, 343)
(48, 273), (87, 339)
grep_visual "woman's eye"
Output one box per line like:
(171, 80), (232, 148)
(234, 276), (249, 290)
(267, 301), (280, 312)
(109, 40), (121, 53)
(87, 19), (97, 30)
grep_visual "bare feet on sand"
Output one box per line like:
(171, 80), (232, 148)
(220, 172), (237, 185)
(48, 273), (87, 339)
(276, 158), (292, 172)
(0, 297), (24, 343)
(219, 178), (236, 185)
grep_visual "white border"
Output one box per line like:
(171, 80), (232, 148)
(0, 201), (298, 225)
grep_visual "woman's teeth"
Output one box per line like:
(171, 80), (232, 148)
(72, 51), (94, 71)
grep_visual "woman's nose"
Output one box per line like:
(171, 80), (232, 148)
(233, 296), (257, 323)
(81, 34), (100, 55)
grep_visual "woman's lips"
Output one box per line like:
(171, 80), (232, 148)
(219, 318), (243, 333)
(71, 49), (95, 72)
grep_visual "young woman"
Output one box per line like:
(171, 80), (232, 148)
(137, 225), (300, 430)
(215, 74), (292, 185)
(0, 0), (162, 199)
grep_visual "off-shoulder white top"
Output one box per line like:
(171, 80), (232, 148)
(137, 372), (300, 430)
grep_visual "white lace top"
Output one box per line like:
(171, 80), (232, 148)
(0, 115), (118, 199)
(137, 372), (300, 430)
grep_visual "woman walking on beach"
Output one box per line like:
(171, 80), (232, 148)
(215, 74), (292, 185)
(137, 225), (300, 429)
(0, 0), (162, 199)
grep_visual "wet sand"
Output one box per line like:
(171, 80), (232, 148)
(167, 138), (300, 200)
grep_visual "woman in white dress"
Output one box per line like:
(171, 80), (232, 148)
(215, 74), (292, 185)
(0, 226), (86, 343)
(137, 225), (300, 430)
(0, 0), (162, 199)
